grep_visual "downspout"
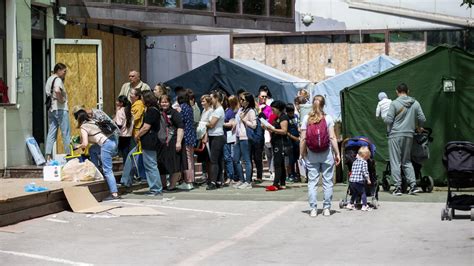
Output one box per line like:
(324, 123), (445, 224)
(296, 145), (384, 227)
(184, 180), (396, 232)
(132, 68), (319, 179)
(3, 108), (6, 177)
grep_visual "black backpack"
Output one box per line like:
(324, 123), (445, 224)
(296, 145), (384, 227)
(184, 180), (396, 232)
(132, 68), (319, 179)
(157, 110), (175, 146)
(45, 77), (58, 110)
(95, 119), (117, 135)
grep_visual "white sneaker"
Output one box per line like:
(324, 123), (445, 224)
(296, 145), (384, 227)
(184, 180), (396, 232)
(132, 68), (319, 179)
(232, 181), (243, 188)
(323, 208), (331, 216)
(309, 208), (317, 217)
(361, 205), (372, 212)
(345, 203), (355, 210)
(177, 183), (192, 190)
(238, 182), (252, 189)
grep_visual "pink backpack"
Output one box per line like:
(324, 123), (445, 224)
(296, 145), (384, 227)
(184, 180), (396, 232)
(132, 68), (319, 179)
(306, 117), (330, 153)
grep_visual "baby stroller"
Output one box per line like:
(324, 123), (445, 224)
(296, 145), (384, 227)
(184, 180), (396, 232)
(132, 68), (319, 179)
(441, 141), (474, 221)
(381, 128), (434, 193)
(339, 136), (379, 209)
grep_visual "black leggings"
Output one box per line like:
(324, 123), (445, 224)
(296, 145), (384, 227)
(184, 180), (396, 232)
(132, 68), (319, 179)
(251, 140), (264, 180)
(272, 141), (286, 187)
(209, 135), (225, 184)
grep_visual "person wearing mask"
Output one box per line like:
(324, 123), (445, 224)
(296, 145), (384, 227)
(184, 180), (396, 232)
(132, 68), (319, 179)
(300, 95), (341, 217)
(205, 91), (226, 190)
(233, 92), (257, 189)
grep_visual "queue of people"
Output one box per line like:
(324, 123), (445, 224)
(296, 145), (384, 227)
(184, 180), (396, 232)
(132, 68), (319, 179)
(46, 63), (424, 217)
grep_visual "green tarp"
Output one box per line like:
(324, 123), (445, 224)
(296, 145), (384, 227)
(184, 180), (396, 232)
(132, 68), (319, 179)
(341, 46), (474, 185)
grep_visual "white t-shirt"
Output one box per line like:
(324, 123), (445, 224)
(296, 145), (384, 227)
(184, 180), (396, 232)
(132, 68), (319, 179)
(208, 106), (225, 136)
(301, 114), (335, 163)
(45, 74), (68, 111)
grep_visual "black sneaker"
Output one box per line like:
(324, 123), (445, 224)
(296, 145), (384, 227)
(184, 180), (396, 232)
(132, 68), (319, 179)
(408, 186), (420, 195)
(206, 183), (217, 190)
(102, 194), (121, 201)
(145, 191), (162, 197)
(392, 187), (402, 196)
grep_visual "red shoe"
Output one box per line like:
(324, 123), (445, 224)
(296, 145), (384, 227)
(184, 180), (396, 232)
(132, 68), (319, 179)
(265, 185), (279, 191)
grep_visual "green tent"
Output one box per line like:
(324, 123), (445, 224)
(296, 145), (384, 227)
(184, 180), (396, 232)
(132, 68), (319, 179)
(341, 46), (474, 185)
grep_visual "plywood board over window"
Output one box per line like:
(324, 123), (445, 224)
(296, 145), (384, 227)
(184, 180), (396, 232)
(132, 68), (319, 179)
(114, 34), (140, 99)
(51, 39), (102, 154)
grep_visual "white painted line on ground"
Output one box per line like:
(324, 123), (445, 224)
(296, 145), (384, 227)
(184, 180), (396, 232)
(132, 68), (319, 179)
(113, 201), (243, 216)
(0, 250), (93, 266)
(46, 218), (70, 223)
(177, 200), (300, 266)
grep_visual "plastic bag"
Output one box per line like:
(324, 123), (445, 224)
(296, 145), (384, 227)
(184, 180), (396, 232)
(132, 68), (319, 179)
(24, 182), (48, 192)
(62, 158), (104, 182)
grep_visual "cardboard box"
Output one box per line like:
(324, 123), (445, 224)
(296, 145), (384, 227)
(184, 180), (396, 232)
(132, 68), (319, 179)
(43, 165), (62, 181)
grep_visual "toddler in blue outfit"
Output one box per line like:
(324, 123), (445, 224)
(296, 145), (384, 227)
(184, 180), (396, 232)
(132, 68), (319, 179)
(346, 146), (372, 211)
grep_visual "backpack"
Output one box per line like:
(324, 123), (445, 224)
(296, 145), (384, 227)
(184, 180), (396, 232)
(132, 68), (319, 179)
(245, 109), (264, 143)
(95, 119), (117, 135)
(306, 117), (330, 153)
(158, 111), (175, 146)
(45, 77), (58, 111)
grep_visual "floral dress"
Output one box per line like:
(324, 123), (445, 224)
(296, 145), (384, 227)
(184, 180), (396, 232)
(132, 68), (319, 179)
(180, 103), (197, 147)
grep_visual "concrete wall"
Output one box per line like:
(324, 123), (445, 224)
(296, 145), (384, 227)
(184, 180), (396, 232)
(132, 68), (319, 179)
(146, 34), (230, 86)
(295, 0), (465, 31)
(0, 0), (56, 169)
(0, 0), (34, 169)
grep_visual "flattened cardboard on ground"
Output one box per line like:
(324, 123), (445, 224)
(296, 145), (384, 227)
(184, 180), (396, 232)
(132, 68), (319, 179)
(108, 207), (165, 216)
(63, 187), (117, 213)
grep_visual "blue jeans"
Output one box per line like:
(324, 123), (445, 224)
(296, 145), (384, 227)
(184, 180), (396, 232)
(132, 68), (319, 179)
(306, 151), (334, 210)
(142, 149), (162, 193)
(233, 139), (252, 183)
(45, 110), (71, 155)
(224, 143), (237, 181)
(88, 138), (118, 194)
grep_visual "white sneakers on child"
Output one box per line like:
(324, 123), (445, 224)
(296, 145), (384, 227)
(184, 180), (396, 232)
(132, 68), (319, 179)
(345, 203), (355, 210)
(323, 208), (330, 216)
(309, 208), (317, 217)
(361, 205), (372, 212)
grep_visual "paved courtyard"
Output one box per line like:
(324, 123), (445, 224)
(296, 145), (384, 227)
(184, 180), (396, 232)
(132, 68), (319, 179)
(0, 184), (472, 265)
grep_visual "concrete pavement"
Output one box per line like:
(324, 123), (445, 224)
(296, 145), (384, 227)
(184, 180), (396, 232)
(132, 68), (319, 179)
(0, 184), (472, 265)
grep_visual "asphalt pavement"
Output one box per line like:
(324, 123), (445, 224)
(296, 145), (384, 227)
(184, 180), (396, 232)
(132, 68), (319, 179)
(0, 183), (472, 265)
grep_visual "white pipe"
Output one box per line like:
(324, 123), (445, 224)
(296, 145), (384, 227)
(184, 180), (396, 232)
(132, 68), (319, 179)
(3, 108), (7, 177)
(347, 0), (473, 28)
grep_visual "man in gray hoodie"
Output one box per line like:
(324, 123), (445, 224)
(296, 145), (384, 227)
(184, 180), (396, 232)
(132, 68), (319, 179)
(384, 83), (426, 196)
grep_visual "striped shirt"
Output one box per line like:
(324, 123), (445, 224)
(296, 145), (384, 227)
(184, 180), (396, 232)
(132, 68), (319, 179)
(349, 157), (369, 183)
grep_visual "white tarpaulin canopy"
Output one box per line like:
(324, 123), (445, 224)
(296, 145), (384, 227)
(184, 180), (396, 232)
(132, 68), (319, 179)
(311, 55), (401, 120)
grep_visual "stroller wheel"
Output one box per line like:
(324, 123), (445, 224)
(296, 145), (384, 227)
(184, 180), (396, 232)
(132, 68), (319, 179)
(371, 199), (379, 209)
(441, 209), (445, 221)
(339, 200), (346, 209)
(447, 208), (453, 221)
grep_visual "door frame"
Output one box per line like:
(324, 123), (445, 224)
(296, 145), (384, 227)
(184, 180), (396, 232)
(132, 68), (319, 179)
(50, 39), (104, 109)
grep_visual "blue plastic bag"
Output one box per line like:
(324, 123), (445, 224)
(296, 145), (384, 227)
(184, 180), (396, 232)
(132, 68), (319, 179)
(24, 183), (48, 192)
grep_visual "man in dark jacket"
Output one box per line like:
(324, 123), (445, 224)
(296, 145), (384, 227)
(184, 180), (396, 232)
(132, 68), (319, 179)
(384, 83), (426, 196)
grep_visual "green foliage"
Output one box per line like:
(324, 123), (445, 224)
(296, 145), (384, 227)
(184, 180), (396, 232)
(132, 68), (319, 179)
(461, 0), (473, 8)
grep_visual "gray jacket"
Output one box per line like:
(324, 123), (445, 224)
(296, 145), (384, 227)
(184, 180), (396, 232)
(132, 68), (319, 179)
(384, 95), (426, 138)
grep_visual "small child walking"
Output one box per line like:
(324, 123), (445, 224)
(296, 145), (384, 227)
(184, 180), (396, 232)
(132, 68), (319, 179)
(346, 146), (372, 211)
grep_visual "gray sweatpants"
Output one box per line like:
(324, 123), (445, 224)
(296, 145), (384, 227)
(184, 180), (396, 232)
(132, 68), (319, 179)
(388, 136), (416, 188)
